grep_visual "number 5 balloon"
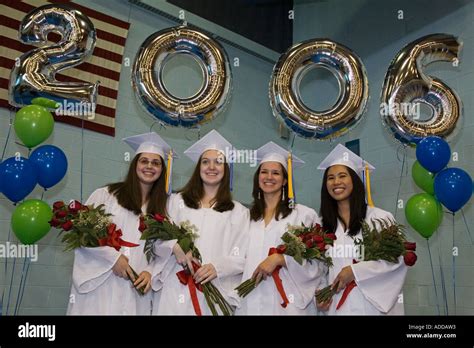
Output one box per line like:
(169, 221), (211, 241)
(380, 34), (462, 146)
(9, 4), (99, 109)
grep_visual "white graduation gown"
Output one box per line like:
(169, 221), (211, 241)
(151, 193), (250, 315)
(324, 206), (407, 315)
(235, 204), (326, 315)
(67, 187), (163, 315)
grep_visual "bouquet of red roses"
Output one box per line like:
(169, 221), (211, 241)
(49, 200), (145, 295)
(235, 223), (336, 308)
(140, 213), (234, 316)
(315, 218), (417, 309)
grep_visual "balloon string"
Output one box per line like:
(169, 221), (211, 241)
(452, 212), (456, 315)
(438, 242), (449, 315)
(14, 257), (31, 316)
(460, 209), (473, 245)
(5, 253), (17, 315)
(0, 227), (13, 316)
(394, 146), (406, 219)
(290, 133), (296, 149)
(16, 258), (31, 315)
(427, 239), (440, 315)
(1, 111), (13, 162)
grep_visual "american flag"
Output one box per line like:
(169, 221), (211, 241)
(0, 0), (130, 136)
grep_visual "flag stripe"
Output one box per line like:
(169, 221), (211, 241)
(0, 36), (121, 81)
(0, 60), (119, 101)
(6, 0), (129, 42)
(47, 0), (131, 30)
(0, 18), (124, 63)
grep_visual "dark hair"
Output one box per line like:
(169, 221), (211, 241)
(179, 153), (234, 212)
(107, 154), (168, 216)
(250, 163), (292, 222)
(319, 166), (367, 237)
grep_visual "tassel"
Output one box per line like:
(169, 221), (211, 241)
(165, 150), (173, 195)
(287, 152), (294, 205)
(365, 163), (374, 207)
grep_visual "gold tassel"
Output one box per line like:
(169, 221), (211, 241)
(287, 152), (294, 202)
(365, 163), (374, 207)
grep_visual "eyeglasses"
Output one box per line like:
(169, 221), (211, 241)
(138, 158), (162, 167)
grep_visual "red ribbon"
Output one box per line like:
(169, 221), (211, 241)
(98, 223), (139, 251)
(336, 259), (358, 310)
(268, 247), (290, 308)
(176, 262), (203, 316)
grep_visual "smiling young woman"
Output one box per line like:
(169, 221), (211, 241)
(149, 130), (249, 315)
(67, 132), (174, 315)
(316, 144), (408, 315)
(236, 141), (326, 315)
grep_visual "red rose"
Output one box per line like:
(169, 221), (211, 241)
(305, 240), (314, 249)
(317, 242), (326, 252)
(314, 223), (322, 230)
(153, 213), (165, 222)
(404, 251), (417, 266)
(276, 244), (287, 254)
(139, 216), (147, 233)
(53, 201), (65, 212)
(69, 200), (83, 213)
(404, 242), (416, 251)
(312, 235), (324, 243)
(61, 220), (73, 231)
(49, 218), (61, 227)
(56, 210), (67, 219)
(325, 233), (337, 240)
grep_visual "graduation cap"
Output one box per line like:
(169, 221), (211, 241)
(123, 132), (177, 195)
(255, 141), (305, 205)
(317, 143), (375, 207)
(183, 129), (235, 191)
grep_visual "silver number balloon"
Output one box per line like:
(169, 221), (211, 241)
(132, 26), (232, 127)
(380, 33), (462, 146)
(269, 39), (369, 140)
(9, 4), (98, 109)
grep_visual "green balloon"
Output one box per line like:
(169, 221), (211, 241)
(412, 160), (435, 194)
(405, 193), (443, 239)
(14, 105), (54, 149)
(11, 199), (53, 245)
(31, 97), (60, 110)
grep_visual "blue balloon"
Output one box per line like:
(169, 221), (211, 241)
(416, 136), (451, 173)
(30, 145), (68, 189)
(0, 157), (37, 203)
(434, 167), (473, 212)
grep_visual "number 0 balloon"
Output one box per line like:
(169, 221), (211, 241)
(132, 26), (232, 127)
(269, 39), (369, 139)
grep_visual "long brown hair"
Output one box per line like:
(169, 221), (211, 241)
(107, 154), (168, 216)
(180, 153), (234, 212)
(250, 163), (292, 221)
